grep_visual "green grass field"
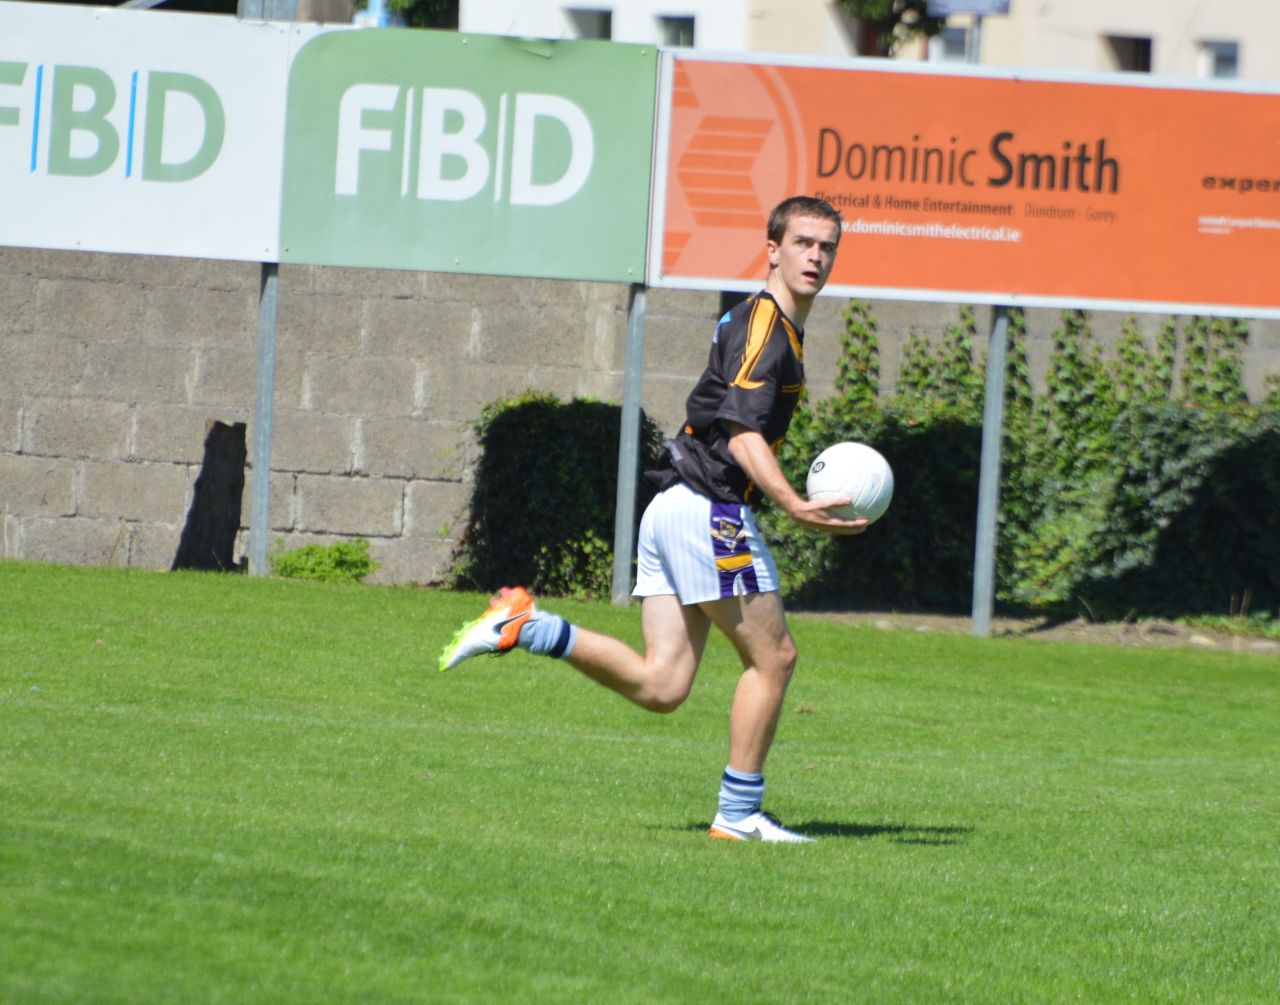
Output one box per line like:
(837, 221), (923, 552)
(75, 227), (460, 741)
(2, 561), (1277, 1003)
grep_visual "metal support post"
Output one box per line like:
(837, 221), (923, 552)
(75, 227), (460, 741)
(236, 0), (293, 576)
(248, 263), (279, 576)
(611, 285), (647, 605)
(971, 305), (1009, 636)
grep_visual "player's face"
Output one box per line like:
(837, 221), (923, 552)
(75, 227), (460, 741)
(767, 214), (840, 302)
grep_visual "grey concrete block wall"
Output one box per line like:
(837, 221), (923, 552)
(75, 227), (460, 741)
(0, 248), (638, 583)
(2, 243), (1278, 584)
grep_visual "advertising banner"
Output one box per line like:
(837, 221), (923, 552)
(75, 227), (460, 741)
(0, 1), (321, 262)
(650, 54), (1280, 318)
(279, 31), (656, 282)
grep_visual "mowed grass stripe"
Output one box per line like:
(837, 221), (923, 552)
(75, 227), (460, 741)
(2, 561), (1277, 1003)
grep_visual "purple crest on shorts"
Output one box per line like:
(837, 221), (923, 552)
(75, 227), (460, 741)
(710, 502), (758, 598)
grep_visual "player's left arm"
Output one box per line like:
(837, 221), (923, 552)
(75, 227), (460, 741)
(725, 424), (867, 535)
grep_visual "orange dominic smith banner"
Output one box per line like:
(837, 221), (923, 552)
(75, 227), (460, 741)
(650, 54), (1280, 318)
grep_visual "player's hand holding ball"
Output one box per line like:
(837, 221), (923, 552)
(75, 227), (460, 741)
(805, 442), (894, 532)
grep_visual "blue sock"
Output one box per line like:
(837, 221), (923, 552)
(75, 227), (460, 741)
(717, 767), (764, 822)
(516, 611), (577, 659)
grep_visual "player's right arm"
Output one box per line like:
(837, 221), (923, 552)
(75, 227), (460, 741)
(725, 424), (867, 535)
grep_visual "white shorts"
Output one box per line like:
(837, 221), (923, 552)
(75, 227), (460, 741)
(632, 481), (780, 604)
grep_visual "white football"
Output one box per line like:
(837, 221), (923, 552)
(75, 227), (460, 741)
(806, 442), (894, 524)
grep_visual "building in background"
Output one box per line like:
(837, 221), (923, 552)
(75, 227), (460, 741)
(459, 0), (1279, 81)
(910, 0), (1279, 81)
(458, 0), (861, 56)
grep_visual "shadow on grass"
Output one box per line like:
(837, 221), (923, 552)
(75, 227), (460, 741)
(678, 821), (973, 845)
(802, 821), (973, 845)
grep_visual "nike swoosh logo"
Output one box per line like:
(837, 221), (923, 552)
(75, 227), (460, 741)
(711, 823), (760, 840)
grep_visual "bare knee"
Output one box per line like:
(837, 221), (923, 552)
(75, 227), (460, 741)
(641, 679), (693, 714)
(767, 637), (798, 688)
(637, 663), (695, 714)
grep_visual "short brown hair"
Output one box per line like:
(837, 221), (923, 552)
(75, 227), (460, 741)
(767, 195), (842, 245)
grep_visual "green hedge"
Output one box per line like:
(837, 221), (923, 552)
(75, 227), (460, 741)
(452, 312), (1279, 619)
(1064, 404), (1280, 616)
(271, 537), (379, 584)
(764, 304), (1280, 618)
(447, 392), (665, 599)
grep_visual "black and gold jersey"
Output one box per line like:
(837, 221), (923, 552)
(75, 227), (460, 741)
(649, 291), (805, 506)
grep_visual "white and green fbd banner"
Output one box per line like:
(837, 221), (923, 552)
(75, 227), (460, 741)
(0, 3), (656, 283)
(0, 1), (323, 262)
(279, 31), (656, 282)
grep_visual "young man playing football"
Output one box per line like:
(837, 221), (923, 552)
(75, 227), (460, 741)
(440, 195), (866, 842)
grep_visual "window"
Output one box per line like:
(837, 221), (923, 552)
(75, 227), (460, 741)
(659, 15), (695, 47)
(565, 8), (612, 40)
(928, 26), (970, 64)
(1199, 40), (1239, 79)
(1105, 35), (1153, 73)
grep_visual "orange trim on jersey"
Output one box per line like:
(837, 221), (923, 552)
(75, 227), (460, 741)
(731, 297), (776, 390)
(784, 323), (802, 363)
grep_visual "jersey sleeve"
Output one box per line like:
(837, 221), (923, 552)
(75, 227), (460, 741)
(714, 308), (788, 434)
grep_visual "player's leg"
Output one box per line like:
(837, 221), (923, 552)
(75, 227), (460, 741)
(438, 591), (709, 711)
(439, 481), (714, 708)
(439, 484), (691, 676)
(702, 590), (811, 843)
(702, 589), (797, 774)
(564, 593), (711, 712)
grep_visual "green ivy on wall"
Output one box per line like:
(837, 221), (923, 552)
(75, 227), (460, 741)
(765, 304), (1280, 618)
(453, 311), (1278, 619)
